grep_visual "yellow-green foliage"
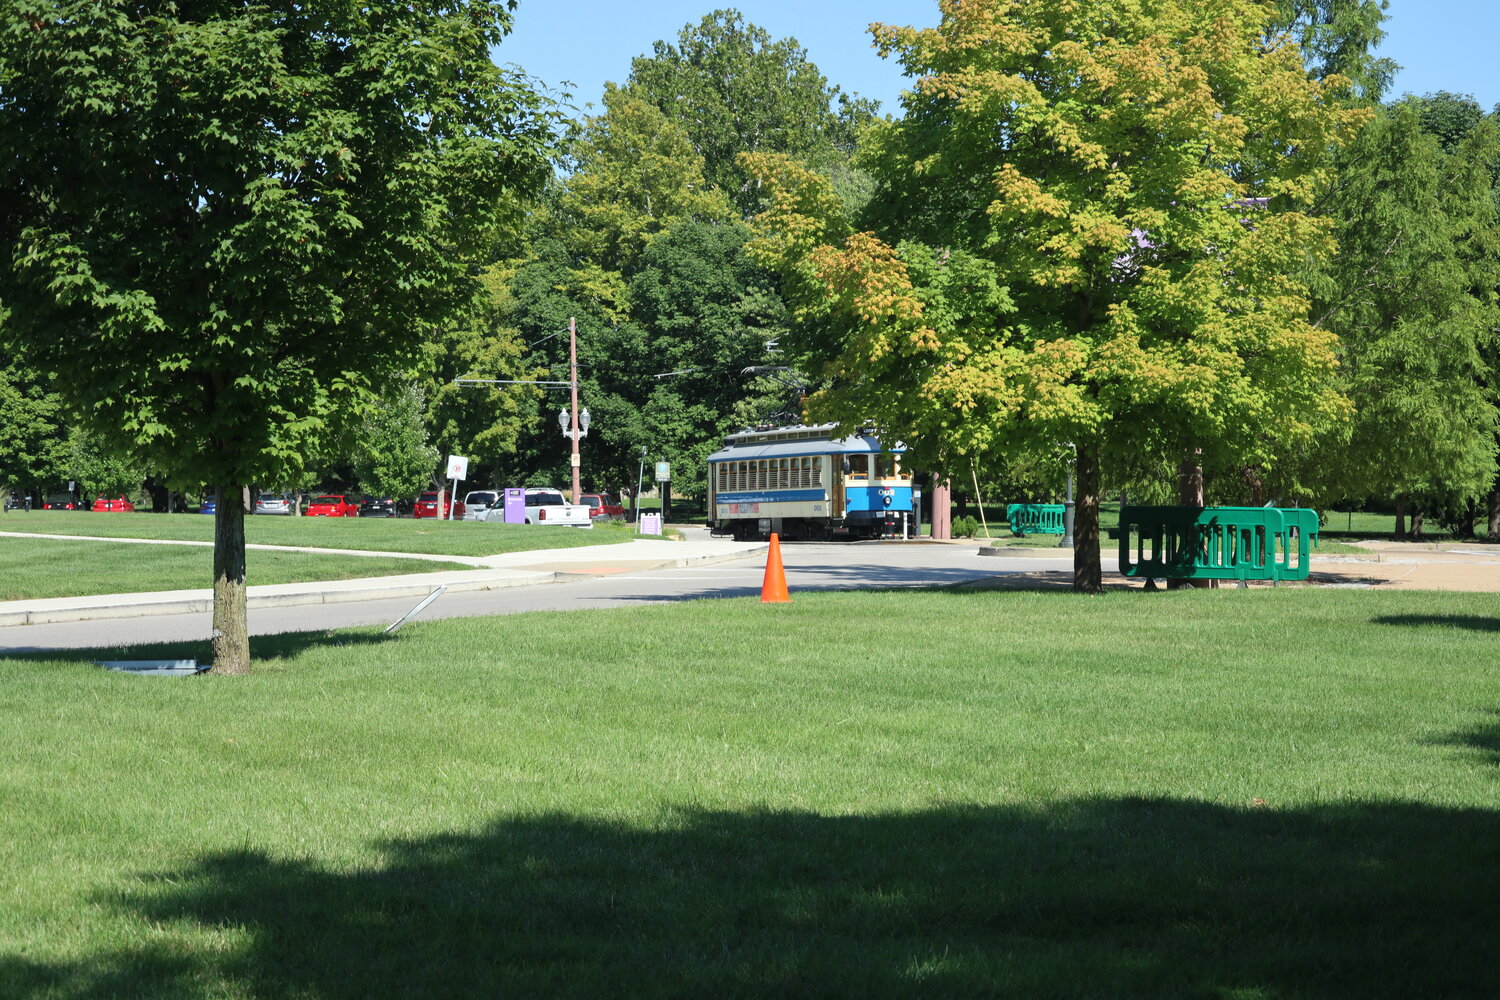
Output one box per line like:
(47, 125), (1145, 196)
(559, 84), (735, 273)
(746, 0), (1369, 480)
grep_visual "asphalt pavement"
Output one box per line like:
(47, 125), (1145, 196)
(0, 530), (1069, 652)
(3, 527), (1496, 655)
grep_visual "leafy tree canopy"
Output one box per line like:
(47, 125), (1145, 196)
(0, 359), (67, 497)
(354, 383), (441, 501)
(556, 84), (736, 272)
(1301, 101), (1500, 505)
(1274, 0), (1395, 101)
(627, 8), (879, 214)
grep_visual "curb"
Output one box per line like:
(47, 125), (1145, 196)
(0, 545), (767, 627)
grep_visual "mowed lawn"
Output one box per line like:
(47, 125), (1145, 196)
(3, 588), (1498, 998)
(0, 537), (476, 601)
(0, 510), (635, 557)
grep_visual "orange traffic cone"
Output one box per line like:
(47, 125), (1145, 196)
(760, 532), (791, 603)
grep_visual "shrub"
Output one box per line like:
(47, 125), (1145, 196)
(952, 514), (980, 539)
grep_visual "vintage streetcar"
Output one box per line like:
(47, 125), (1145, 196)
(706, 424), (914, 540)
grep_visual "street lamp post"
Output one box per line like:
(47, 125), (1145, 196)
(569, 317), (582, 503)
(557, 400), (590, 501)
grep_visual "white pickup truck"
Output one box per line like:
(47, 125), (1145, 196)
(482, 487), (592, 527)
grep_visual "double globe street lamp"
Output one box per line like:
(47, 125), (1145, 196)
(558, 405), (590, 503)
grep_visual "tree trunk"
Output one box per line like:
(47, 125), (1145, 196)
(1394, 501), (1407, 539)
(1240, 465), (1264, 506)
(212, 484), (251, 675)
(1489, 483), (1500, 538)
(1073, 443), (1102, 593)
(1170, 448), (1214, 589)
(930, 477), (952, 540)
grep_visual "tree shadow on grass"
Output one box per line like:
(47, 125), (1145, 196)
(1436, 709), (1500, 766)
(1, 628), (399, 666)
(1371, 614), (1500, 633)
(4, 798), (1498, 999)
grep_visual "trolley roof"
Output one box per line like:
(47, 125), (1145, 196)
(707, 424), (904, 463)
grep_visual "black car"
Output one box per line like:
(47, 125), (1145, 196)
(43, 492), (84, 510)
(358, 497), (409, 517)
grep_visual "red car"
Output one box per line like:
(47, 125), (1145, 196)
(580, 492), (626, 521)
(413, 491), (465, 519)
(91, 496), (135, 512)
(305, 494), (360, 517)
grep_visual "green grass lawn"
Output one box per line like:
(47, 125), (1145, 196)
(0, 537), (476, 601)
(0, 510), (640, 557)
(3, 588), (1498, 997)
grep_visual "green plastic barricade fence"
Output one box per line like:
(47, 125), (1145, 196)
(1006, 503), (1066, 536)
(1118, 506), (1319, 583)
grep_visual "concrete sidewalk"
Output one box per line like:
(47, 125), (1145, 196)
(0, 535), (768, 627)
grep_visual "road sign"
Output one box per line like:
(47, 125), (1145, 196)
(446, 455), (468, 481)
(655, 461), (670, 482)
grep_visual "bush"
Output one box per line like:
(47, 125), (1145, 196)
(952, 514), (980, 539)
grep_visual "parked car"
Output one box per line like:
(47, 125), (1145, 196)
(413, 491), (464, 520)
(579, 492), (626, 522)
(460, 490), (499, 521)
(91, 495), (136, 512)
(198, 495), (218, 515)
(43, 493), (84, 510)
(254, 493), (292, 515)
(358, 497), (409, 518)
(306, 494), (360, 517)
(506, 487), (592, 527)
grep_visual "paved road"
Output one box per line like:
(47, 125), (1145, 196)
(0, 540), (1072, 654)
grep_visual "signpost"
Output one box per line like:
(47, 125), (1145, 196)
(446, 454), (468, 521)
(655, 461), (670, 526)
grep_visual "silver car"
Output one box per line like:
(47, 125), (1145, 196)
(461, 490), (499, 521)
(254, 493), (292, 515)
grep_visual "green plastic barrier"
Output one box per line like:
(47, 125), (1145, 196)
(1006, 503), (1065, 536)
(1118, 506), (1319, 583)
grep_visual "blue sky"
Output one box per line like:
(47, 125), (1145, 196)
(504, 1), (1499, 116)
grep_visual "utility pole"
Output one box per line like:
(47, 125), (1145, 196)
(569, 316), (582, 504)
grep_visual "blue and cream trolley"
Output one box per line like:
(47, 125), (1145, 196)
(707, 424), (914, 540)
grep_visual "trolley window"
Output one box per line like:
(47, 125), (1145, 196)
(846, 454), (869, 479)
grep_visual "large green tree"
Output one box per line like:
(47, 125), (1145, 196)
(353, 383), (441, 502)
(497, 77), (788, 503)
(1299, 101), (1500, 531)
(0, 0), (553, 671)
(747, 0), (1366, 591)
(0, 359), (67, 502)
(627, 8), (878, 215)
(66, 426), (146, 499)
(1274, 0), (1395, 101)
